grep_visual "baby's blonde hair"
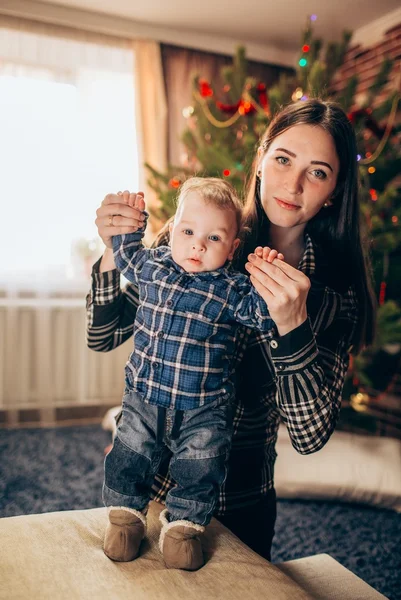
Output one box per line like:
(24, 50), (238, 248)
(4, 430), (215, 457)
(177, 177), (243, 235)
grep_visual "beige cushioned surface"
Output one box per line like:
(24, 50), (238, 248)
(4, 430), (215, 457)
(279, 554), (388, 600)
(275, 425), (401, 512)
(0, 501), (314, 600)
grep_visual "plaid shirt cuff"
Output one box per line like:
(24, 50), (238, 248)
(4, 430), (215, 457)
(270, 317), (319, 375)
(87, 256), (121, 306)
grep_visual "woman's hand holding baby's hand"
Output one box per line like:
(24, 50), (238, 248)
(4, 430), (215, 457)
(125, 191), (146, 213)
(254, 246), (284, 263)
(246, 246), (310, 337)
(95, 190), (146, 249)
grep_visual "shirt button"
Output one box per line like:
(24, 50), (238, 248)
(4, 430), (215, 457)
(153, 362), (159, 369)
(270, 339), (279, 349)
(157, 331), (164, 338)
(166, 299), (173, 307)
(277, 364), (285, 371)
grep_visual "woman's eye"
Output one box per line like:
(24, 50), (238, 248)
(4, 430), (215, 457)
(276, 156), (289, 165)
(183, 229), (193, 235)
(312, 169), (327, 180)
(209, 235), (220, 242)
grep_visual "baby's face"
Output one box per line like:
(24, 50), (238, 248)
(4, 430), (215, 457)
(169, 192), (240, 273)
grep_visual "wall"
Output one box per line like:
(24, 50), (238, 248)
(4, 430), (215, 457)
(332, 20), (401, 105)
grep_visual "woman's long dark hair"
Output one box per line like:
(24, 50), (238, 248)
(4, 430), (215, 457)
(242, 98), (376, 353)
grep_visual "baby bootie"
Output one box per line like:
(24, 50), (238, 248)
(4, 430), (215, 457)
(104, 507), (146, 562)
(159, 509), (205, 571)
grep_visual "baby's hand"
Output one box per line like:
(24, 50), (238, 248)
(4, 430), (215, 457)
(131, 192), (145, 213)
(117, 190), (146, 230)
(118, 190), (146, 212)
(254, 246), (284, 263)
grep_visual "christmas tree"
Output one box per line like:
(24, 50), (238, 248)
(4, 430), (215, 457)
(146, 17), (401, 409)
(146, 46), (271, 222)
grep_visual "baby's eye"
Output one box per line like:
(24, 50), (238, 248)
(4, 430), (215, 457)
(311, 169), (327, 180)
(209, 235), (220, 242)
(183, 229), (193, 235)
(276, 156), (289, 165)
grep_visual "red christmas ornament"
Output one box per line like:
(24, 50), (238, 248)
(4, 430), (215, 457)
(216, 100), (240, 114)
(223, 169), (231, 177)
(199, 79), (213, 98)
(169, 177), (181, 189)
(347, 108), (368, 124)
(215, 83), (269, 116)
(257, 83), (269, 112)
(379, 281), (387, 305)
(239, 99), (256, 115)
(347, 108), (394, 138)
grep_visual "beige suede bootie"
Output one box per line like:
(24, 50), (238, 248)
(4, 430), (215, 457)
(159, 509), (205, 571)
(104, 507), (146, 562)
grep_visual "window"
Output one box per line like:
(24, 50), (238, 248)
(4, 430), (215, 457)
(0, 31), (138, 290)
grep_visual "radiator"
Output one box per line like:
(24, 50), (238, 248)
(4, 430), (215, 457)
(0, 297), (131, 426)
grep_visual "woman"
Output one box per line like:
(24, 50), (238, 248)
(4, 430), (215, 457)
(87, 99), (376, 560)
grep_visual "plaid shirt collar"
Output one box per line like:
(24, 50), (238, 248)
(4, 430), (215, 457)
(298, 233), (316, 277)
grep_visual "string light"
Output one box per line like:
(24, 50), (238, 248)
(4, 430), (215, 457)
(182, 106), (194, 119)
(357, 154), (362, 161)
(299, 58), (308, 67)
(291, 87), (303, 101)
(392, 216), (399, 224)
(223, 169), (231, 177)
(310, 14), (317, 21)
(368, 166), (376, 174)
(369, 188), (378, 201)
(302, 45), (310, 52)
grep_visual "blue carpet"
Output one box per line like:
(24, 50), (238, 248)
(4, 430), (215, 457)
(1, 424), (400, 599)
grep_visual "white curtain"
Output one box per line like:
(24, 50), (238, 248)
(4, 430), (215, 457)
(0, 20), (139, 293)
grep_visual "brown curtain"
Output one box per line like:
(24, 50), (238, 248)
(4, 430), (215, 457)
(160, 44), (294, 166)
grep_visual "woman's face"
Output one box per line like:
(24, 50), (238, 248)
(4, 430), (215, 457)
(258, 123), (340, 230)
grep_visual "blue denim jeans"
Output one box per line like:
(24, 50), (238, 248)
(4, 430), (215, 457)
(103, 390), (234, 526)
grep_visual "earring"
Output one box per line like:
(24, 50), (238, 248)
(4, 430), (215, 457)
(323, 200), (333, 208)
(257, 170), (261, 177)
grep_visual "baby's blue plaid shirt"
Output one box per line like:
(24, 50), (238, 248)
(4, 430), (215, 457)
(112, 220), (272, 410)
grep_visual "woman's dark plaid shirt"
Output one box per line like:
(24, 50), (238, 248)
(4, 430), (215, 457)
(86, 233), (358, 515)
